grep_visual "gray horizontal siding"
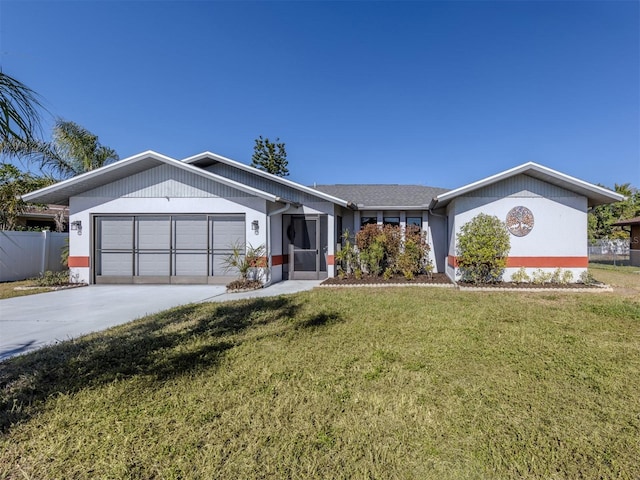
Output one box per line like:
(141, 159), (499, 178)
(470, 174), (580, 198)
(83, 164), (252, 198)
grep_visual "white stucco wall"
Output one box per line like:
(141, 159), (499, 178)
(447, 192), (588, 282)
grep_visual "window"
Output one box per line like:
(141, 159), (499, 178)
(336, 216), (343, 244)
(361, 216), (377, 227)
(383, 217), (400, 227)
(406, 217), (422, 230)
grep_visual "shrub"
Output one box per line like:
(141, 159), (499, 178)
(562, 270), (574, 284)
(456, 214), (510, 284)
(33, 270), (70, 287)
(335, 230), (358, 276)
(511, 267), (531, 284)
(355, 224), (402, 274)
(579, 270), (597, 285)
(551, 268), (563, 284)
(531, 269), (553, 285)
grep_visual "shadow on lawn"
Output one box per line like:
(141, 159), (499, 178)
(0, 295), (341, 433)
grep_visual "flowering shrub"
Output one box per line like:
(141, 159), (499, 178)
(336, 224), (432, 279)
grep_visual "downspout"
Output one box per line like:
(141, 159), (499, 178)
(264, 199), (293, 287)
(427, 200), (450, 281)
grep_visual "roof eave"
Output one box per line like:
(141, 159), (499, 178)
(184, 151), (352, 208)
(22, 150), (280, 205)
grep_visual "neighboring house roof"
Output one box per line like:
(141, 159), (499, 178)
(312, 184), (449, 209)
(21, 151), (286, 205)
(183, 151), (354, 209)
(429, 162), (625, 210)
(612, 216), (640, 226)
(20, 204), (69, 219)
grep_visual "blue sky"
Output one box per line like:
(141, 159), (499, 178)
(1, 0), (638, 189)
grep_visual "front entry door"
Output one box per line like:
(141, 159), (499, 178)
(289, 216), (321, 280)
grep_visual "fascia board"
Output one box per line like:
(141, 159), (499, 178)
(183, 151), (352, 208)
(21, 150), (169, 203)
(22, 150), (279, 204)
(431, 162), (625, 208)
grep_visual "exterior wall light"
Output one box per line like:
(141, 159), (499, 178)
(251, 220), (259, 235)
(70, 220), (82, 235)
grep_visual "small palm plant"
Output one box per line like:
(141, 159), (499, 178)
(222, 242), (267, 291)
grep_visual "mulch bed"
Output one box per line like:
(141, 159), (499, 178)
(321, 273), (452, 286)
(321, 274), (607, 290)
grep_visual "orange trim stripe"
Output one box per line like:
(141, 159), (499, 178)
(506, 257), (588, 268)
(448, 256), (588, 268)
(271, 255), (289, 266)
(68, 256), (90, 267)
(327, 255), (335, 266)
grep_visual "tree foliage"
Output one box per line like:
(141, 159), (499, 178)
(588, 183), (640, 240)
(0, 164), (53, 230)
(1, 119), (118, 179)
(456, 213), (511, 284)
(250, 136), (288, 177)
(0, 72), (44, 145)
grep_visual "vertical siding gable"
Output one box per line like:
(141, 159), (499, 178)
(81, 164), (252, 198)
(207, 164), (330, 204)
(469, 174), (581, 198)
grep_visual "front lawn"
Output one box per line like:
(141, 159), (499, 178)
(1, 287), (639, 479)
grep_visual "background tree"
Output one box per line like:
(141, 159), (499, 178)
(2, 119), (119, 179)
(588, 183), (640, 240)
(0, 72), (44, 145)
(0, 164), (53, 230)
(250, 136), (288, 177)
(456, 213), (511, 284)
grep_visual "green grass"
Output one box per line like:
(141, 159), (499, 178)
(0, 280), (50, 299)
(1, 287), (639, 479)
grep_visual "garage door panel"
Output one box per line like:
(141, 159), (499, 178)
(100, 252), (132, 276)
(137, 217), (170, 250)
(175, 216), (208, 249)
(212, 216), (245, 250)
(175, 253), (208, 276)
(212, 254), (241, 276)
(99, 217), (133, 250)
(137, 253), (170, 276)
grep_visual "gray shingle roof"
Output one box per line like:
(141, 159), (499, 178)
(311, 184), (450, 208)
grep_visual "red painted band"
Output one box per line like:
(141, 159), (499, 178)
(68, 256), (90, 267)
(448, 256), (588, 268)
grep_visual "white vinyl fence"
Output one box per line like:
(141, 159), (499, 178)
(0, 231), (68, 282)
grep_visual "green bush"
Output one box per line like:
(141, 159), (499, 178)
(456, 214), (510, 284)
(335, 230), (358, 277)
(510, 267), (531, 284)
(353, 224), (432, 279)
(33, 270), (70, 287)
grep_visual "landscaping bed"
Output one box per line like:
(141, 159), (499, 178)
(322, 272), (452, 286)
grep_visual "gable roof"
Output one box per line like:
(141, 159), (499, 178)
(183, 152), (354, 208)
(429, 162), (625, 209)
(21, 151), (286, 205)
(312, 184), (449, 209)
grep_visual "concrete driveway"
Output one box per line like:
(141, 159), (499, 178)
(0, 281), (320, 361)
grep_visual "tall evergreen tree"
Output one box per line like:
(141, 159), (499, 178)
(250, 136), (288, 177)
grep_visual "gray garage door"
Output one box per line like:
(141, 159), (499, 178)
(94, 214), (245, 284)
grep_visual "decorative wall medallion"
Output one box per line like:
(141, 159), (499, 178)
(506, 206), (534, 237)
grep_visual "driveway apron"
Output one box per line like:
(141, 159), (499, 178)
(0, 281), (321, 361)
